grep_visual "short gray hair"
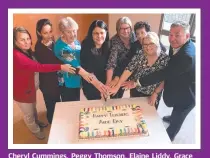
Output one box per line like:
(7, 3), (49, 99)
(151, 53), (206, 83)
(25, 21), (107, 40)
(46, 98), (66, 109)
(116, 17), (132, 32)
(58, 17), (79, 32)
(171, 21), (190, 34)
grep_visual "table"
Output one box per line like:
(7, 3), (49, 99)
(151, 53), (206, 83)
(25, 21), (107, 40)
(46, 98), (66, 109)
(48, 97), (171, 144)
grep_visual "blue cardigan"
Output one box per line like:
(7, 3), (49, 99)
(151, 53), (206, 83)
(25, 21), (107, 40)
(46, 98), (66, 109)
(54, 38), (81, 88)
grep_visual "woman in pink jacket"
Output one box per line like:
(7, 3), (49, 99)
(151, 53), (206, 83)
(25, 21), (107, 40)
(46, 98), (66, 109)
(13, 26), (75, 139)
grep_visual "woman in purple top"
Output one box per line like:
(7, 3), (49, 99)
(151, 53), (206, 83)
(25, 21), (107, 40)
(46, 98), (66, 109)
(34, 19), (62, 124)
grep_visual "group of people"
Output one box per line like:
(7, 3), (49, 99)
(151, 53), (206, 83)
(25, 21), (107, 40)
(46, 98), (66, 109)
(13, 16), (195, 142)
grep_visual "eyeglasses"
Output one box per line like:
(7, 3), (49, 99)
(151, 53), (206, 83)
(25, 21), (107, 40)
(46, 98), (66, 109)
(143, 43), (155, 48)
(120, 27), (131, 31)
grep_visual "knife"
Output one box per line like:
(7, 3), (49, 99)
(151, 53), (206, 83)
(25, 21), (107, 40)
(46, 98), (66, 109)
(104, 96), (107, 102)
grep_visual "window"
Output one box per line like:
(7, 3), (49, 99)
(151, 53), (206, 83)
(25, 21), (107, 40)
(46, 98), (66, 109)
(159, 13), (196, 54)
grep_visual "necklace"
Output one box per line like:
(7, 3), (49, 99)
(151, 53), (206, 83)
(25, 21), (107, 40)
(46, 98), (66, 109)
(41, 40), (54, 51)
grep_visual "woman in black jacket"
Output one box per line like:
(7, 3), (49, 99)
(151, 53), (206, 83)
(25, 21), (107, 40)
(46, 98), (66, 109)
(80, 20), (110, 100)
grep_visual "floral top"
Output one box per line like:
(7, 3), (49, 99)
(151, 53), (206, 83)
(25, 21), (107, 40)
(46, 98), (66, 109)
(54, 37), (81, 88)
(106, 33), (136, 74)
(126, 50), (170, 95)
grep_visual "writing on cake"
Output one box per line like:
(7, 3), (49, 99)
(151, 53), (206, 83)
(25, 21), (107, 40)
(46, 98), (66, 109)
(79, 104), (149, 139)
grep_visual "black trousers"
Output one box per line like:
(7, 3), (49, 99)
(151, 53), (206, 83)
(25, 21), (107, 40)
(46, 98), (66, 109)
(130, 88), (162, 109)
(167, 104), (195, 141)
(110, 87), (125, 99)
(60, 86), (80, 102)
(42, 92), (61, 124)
(83, 84), (101, 100)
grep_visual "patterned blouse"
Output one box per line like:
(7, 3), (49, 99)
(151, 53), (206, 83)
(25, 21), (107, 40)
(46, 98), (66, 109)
(126, 50), (170, 95)
(54, 37), (81, 88)
(106, 33), (136, 71)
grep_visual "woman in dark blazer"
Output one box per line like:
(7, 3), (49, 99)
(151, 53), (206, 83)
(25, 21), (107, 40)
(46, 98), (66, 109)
(34, 19), (62, 124)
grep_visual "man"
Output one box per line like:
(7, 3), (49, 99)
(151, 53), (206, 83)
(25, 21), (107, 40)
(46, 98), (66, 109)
(136, 21), (195, 141)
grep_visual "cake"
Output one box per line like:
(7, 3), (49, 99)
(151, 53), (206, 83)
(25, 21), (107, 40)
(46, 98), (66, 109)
(79, 104), (149, 139)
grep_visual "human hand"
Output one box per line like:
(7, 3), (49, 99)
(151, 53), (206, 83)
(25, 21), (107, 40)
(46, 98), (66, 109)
(93, 81), (110, 97)
(101, 92), (109, 101)
(121, 80), (136, 90)
(148, 92), (158, 106)
(61, 64), (76, 74)
(82, 73), (94, 83)
(108, 84), (120, 96)
(105, 80), (111, 86)
(107, 76), (119, 88)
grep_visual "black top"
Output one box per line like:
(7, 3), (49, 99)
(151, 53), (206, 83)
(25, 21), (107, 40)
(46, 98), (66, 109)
(34, 41), (62, 97)
(80, 40), (110, 85)
(139, 40), (195, 107)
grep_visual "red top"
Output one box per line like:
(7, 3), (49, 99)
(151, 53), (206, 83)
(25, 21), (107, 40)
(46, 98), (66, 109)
(13, 49), (61, 103)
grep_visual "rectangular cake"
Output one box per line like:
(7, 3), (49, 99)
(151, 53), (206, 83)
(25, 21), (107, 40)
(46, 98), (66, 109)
(79, 104), (149, 139)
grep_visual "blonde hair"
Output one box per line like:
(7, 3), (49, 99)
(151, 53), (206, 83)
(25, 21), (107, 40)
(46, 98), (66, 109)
(58, 17), (79, 32)
(143, 32), (161, 55)
(116, 17), (132, 33)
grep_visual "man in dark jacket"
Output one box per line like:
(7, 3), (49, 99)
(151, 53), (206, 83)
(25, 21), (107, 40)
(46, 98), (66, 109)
(137, 21), (195, 141)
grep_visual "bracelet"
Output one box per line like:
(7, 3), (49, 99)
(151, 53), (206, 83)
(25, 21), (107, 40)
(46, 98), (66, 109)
(76, 68), (81, 74)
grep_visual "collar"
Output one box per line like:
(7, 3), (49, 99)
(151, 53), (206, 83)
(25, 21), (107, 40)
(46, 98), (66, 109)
(172, 39), (190, 55)
(173, 47), (181, 55)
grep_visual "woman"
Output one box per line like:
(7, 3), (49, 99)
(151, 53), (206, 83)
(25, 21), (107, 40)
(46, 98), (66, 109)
(81, 20), (110, 100)
(13, 26), (75, 139)
(132, 21), (166, 54)
(34, 19), (62, 124)
(123, 21), (167, 98)
(54, 17), (92, 101)
(106, 17), (136, 98)
(109, 32), (170, 109)
(54, 17), (98, 102)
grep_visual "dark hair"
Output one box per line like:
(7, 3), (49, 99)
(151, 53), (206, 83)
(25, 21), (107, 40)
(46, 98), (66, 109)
(134, 21), (151, 33)
(36, 19), (52, 41)
(82, 20), (109, 54)
(13, 26), (33, 58)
